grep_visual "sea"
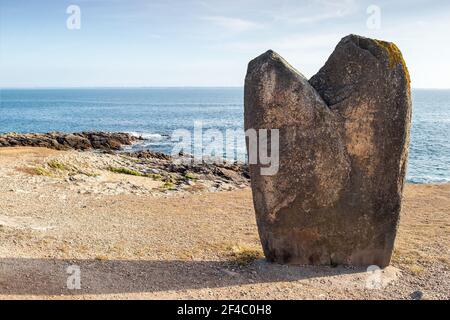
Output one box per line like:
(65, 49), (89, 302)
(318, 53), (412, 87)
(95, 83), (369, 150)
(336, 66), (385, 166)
(0, 87), (449, 184)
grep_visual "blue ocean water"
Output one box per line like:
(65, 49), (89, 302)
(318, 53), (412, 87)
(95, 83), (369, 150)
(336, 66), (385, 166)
(0, 88), (449, 184)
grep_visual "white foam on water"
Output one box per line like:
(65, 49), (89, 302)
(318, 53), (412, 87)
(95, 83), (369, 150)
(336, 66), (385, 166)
(127, 131), (165, 141)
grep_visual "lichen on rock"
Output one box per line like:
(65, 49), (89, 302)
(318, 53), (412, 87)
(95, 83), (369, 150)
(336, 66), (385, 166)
(374, 39), (411, 93)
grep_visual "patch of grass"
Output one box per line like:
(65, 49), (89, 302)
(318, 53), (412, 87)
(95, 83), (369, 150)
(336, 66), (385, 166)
(47, 160), (67, 170)
(408, 264), (425, 275)
(162, 181), (176, 190)
(95, 255), (109, 261)
(184, 172), (197, 180)
(145, 173), (162, 180)
(108, 167), (143, 176)
(227, 245), (264, 266)
(33, 166), (52, 177)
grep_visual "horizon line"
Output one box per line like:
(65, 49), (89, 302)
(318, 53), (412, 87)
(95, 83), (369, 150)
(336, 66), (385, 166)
(1, 86), (449, 90)
(0, 86), (245, 90)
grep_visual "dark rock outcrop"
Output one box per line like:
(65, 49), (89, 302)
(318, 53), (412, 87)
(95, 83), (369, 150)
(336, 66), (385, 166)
(0, 132), (140, 151)
(123, 150), (173, 161)
(244, 35), (412, 267)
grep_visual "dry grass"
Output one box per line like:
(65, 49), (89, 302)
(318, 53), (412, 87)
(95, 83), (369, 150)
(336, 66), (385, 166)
(95, 255), (109, 261)
(16, 161), (98, 178)
(33, 166), (53, 177)
(184, 172), (197, 180)
(407, 264), (425, 275)
(47, 160), (67, 171)
(226, 244), (264, 266)
(162, 181), (176, 190)
(108, 167), (143, 176)
(206, 242), (264, 266)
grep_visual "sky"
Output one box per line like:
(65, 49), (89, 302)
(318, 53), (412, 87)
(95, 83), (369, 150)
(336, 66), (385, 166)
(0, 0), (449, 88)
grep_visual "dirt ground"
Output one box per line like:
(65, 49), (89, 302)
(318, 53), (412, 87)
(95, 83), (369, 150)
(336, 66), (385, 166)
(0, 147), (448, 300)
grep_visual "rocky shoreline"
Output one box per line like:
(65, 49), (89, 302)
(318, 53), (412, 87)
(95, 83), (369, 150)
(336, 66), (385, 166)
(120, 150), (250, 190)
(0, 131), (141, 151)
(0, 132), (249, 194)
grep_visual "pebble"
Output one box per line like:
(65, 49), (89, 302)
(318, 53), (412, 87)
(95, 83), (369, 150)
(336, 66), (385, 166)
(221, 269), (239, 277)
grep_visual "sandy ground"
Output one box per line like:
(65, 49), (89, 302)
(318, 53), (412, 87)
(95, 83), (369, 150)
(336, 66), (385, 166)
(0, 147), (448, 300)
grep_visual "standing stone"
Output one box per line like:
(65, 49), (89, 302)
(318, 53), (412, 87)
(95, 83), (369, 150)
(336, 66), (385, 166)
(244, 34), (412, 267)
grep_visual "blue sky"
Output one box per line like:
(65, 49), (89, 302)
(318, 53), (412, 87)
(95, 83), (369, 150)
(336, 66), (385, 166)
(1, 0), (449, 88)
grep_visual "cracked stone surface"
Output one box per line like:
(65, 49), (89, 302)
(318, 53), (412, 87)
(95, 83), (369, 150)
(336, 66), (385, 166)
(244, 34), (412, 267)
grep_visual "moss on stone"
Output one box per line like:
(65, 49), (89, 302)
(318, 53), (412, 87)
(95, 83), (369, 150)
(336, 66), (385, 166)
(374, 39), (411, 94)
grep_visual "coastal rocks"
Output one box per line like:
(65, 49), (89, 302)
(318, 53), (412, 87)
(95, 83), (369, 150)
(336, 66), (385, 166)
(121, 151), (250, 191)
(244, 35), (412, 267)
(14, 147), (250, 196)
(0, 130), (250, 195)
(0, 132), (140, 151)
(124, 150), (172, 161)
